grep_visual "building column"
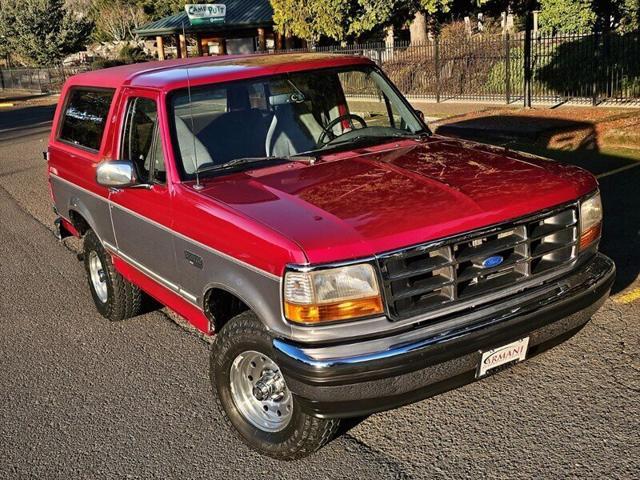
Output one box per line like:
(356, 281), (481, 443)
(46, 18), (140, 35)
(156, 36), (165, 60)
(175, 34), (182, 58)
(176, 34), (188, 58)
(257, 28), (266, 51)
(196, 33), (204, 56)
(179, 33), (187, 58)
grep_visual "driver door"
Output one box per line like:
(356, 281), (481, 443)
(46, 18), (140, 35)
(109, 89), (178, 286)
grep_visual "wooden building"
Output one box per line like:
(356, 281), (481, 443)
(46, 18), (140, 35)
(134, 0), (298, 60)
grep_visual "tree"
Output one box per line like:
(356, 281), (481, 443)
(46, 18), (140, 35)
(5, 0), (92, 66)
(270, 0), (351, 42)
(539, 0), (595, 32)
(270, 0), (453, 43)
(347, 0), (397, 37)
(0, 2), (16, 64)
(92, 0), (148, 42)
(619, 0), (640, 32)
(539, 0), (640, 33)
(593, 0), (640, 32)
(135, 0), (185, 22)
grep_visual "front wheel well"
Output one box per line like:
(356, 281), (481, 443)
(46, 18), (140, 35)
(204, 288), (250, 333)
(68, 210), (91, 236)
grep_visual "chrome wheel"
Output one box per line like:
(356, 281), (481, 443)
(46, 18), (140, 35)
(88, 250), (108, 303)
(229, 351), (293, 432)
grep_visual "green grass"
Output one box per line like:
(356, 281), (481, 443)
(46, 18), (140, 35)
(600, 146), (640, 162)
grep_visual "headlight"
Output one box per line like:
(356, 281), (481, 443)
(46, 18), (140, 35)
(283, 263), (383, 324)
(579, 191), (602, 250)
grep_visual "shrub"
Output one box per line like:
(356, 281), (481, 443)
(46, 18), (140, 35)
(118, 44), (150, 64)
(90, 57), (126, 69)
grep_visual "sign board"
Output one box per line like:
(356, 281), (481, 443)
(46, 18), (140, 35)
(185, 4), (226, 26)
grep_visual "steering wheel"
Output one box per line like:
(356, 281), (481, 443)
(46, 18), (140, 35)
(317, 114), (368, 146)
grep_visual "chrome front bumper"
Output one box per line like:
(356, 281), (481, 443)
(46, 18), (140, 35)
(272, 253), (615, 418)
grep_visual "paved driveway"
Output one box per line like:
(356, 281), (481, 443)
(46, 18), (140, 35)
(0, 105), (638, 479)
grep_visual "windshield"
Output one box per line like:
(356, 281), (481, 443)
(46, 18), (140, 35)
(168, 65), (427, 179)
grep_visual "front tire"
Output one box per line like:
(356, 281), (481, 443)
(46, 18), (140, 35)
(210, 311), (339, 460)
(83, 230), (142, 321)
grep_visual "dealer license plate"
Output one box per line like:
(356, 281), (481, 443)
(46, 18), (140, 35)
(477, 337), (529, 378)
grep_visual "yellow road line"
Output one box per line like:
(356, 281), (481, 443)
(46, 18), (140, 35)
(613, 287), (640, 304)
(597, 162), (640, 179)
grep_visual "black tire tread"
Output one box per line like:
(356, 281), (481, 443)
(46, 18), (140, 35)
(210, 311), (340, 460)
(83, 230), (143, 321)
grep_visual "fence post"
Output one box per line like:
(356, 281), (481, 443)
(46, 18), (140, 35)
(435, 36), (441, 103)
(592, 31), (600, 106)
(505, 32), (511, 104)
(523, 25), (532, 107)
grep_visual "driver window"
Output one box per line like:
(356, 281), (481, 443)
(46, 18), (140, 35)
(122, 97), (166, 184)
(338, 71), (404, 130)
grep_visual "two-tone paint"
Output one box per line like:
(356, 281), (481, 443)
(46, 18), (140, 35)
(47, 53), (599, 342)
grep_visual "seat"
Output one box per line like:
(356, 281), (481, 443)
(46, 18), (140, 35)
(265, 103), (319, 157)
(174, 116), (214, 174)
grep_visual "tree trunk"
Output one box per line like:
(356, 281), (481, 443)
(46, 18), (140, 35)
(409, 11), (428, 45)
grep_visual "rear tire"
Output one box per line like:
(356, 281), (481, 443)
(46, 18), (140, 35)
(83, 230), (142, 321)
(210, 311), (339, 460)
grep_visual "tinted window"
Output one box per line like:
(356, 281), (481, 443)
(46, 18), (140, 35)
(121, 97), (165, 184)
(59, 89), (114, 151)
(169, 66), (424, 179)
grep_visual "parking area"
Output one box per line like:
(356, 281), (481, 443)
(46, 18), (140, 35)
(0, 103), (638, 478)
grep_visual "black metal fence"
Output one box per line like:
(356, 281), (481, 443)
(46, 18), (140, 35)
(281, 31), (640, 105)
(2, 31), (638, 105)
(0, 66), (88, 94)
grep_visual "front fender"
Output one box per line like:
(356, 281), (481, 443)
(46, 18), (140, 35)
(171, 234), (287, 338)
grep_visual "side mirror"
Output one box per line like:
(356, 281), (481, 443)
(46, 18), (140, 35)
(415, 109), (425, 122)
(96, 160), (138, 188)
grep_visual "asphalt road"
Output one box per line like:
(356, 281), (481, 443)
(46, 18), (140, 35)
(0, 102), (638, 479)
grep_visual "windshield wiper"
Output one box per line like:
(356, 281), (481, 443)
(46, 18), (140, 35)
(196, 155), (315, 175)
(324, 132), (419, 149)
(197, 157), (282, 174)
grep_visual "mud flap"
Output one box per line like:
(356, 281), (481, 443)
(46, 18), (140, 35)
(53, 217), (78, 241)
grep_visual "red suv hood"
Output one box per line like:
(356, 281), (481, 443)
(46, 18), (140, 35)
(197, 137), (597, 264)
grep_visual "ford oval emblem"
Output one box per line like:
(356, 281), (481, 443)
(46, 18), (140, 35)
(482, 255), (504, 268)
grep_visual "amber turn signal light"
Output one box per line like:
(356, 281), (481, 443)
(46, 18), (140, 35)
(284, 296), (383, 324)
(579, 223), (601, 250)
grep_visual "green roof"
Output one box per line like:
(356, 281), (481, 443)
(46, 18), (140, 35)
(135, 0), (274, 37)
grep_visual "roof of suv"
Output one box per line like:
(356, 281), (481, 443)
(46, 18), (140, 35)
(66, 53), (374, 91)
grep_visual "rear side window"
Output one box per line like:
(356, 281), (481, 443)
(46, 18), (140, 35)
(59, 88), (114, 151)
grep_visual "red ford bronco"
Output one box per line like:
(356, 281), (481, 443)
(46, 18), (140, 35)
(47, 54), (615, 459)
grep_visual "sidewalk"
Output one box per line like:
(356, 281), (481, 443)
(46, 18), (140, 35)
(409, 99), (519, 121)
(0, 89), (55, 106)
(417, 104), (640, 153)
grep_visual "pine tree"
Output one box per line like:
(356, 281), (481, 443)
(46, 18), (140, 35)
(8, 0), (93, 66)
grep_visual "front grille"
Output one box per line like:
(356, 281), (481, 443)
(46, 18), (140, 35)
(378, 205), (579, 320)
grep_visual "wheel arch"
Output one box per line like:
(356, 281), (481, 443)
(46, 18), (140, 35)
(203, 284), (254, 333)
(68, 209), (92, 236)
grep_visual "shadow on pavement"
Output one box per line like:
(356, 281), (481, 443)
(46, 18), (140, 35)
(437, 115), (596, 144)
(0, 103), (56, 132)
(436, 115), (640, 295)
